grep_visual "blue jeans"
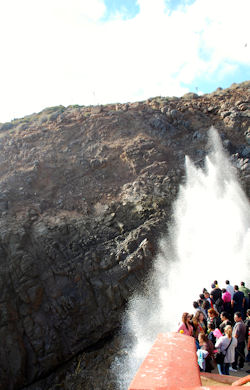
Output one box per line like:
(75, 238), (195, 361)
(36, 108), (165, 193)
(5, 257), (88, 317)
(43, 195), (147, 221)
(217, 363), (230, 375)
(224, 363), (230, 375)
(217, 363), (224, 375)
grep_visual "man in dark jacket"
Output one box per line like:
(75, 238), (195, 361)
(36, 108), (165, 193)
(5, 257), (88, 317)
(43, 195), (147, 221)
(210, 283), (222, 302)
(231, 285), (245, 318)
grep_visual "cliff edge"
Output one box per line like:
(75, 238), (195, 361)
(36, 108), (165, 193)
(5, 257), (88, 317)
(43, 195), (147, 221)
(0, 81), (249, 389)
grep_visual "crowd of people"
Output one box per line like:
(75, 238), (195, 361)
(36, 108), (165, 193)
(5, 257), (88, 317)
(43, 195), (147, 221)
(177, 280), (250, 375)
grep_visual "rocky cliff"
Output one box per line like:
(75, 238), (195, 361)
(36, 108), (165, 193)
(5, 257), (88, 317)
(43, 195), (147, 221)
(0, 82), (249, 389)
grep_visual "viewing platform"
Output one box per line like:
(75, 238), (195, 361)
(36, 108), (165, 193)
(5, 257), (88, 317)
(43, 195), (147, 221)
(128, 332), (250, 389)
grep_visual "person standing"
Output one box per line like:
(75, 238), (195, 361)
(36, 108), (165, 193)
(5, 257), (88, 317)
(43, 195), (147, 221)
(193, 301), (200, 316)
(177, 312), (193, 336)
(213, 280), (219, 288)
(192, 311), (207, 339)
(219, 312), (232, 335)
(222, 288), (231, 311)
(231, 285), (245, 318)
(198, 299), (208, 319)
(198, 333), (215, 373)
(215, 325), (237, 375)
(202, 300), (211, 317)
(239, 281), (250, 297)
(207, 308), (221, 329)
(231, 312), (246, 371)
(225, 280), (234, 298)
(204, 291), (212, 306)
(244, 309), (250, 363)
(210, 283), (222, 302)
(207, 322), (217, 345)
(239, 282), (250, 314)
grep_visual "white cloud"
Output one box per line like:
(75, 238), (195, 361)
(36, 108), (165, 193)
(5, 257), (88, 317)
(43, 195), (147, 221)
(136, 0), (168, 17)
(0, 0), (249, 122)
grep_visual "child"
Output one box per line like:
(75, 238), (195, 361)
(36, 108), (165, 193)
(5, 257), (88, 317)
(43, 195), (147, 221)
(207, 322), (222, 345)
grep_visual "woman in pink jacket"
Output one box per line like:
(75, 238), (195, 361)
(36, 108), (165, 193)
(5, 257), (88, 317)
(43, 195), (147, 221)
(222, 288), (232, 315)
(177, 312), (193, 336)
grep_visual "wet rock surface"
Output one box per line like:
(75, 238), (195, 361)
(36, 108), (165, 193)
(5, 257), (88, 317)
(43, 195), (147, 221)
(0, 82), (249, 389)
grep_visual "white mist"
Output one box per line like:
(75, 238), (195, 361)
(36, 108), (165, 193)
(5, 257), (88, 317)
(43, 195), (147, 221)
(113, 127), (250, 389)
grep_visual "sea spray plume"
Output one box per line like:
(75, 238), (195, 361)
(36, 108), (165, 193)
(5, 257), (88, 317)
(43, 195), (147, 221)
(205, 127), (239, 194)
(112, 127), (250, 390)
(158, 127), (250, 325)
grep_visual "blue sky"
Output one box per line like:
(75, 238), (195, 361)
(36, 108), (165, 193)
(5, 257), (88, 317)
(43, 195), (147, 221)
(102, 0), (140, 20)
(0, 0), (249, 123)
(103, 0), (196, 19)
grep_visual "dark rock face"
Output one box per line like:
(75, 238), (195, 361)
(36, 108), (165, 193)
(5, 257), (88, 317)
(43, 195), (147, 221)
(0, 82), (249, 389)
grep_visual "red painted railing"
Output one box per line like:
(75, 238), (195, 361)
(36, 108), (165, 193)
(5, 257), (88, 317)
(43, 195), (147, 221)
(128, 332), (250, 389)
